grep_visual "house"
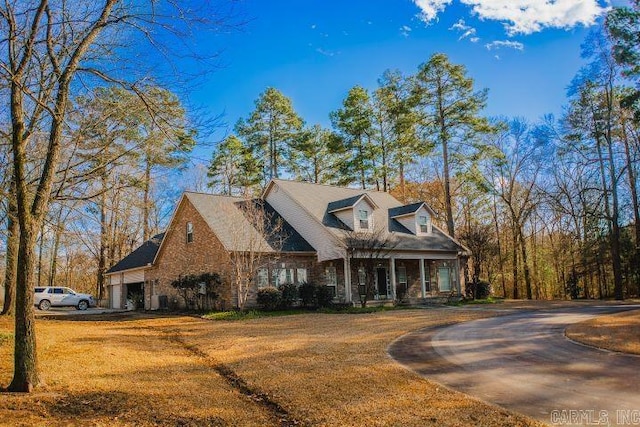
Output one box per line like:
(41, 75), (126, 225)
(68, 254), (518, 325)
(105, 179), (469, 310)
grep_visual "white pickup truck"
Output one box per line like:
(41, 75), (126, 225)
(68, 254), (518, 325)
(34, 286), (96, 311)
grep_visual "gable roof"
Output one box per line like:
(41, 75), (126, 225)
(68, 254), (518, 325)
(265, 179), (466, 253)
(106, 233), (164, 274)
(389, 202), (435, 218)
(327, 193), (377, 213)
(183, 192), (314, 253)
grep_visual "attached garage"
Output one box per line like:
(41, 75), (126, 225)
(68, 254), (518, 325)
(104, 233), (163, 309)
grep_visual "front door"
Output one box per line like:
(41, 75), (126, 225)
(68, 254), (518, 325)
(376, 267), (388, 298)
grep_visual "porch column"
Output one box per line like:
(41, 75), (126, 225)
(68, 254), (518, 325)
(419, 258), (426, 299)
(456, 257), (462, 296)
(344, 255), (352, 303)
(389, 257), (397, 300)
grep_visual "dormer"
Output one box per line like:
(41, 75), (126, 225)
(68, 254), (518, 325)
(327, 194), (378, 232)
(389, 202), (434, 236)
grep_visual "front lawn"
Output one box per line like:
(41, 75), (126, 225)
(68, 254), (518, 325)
(565, 308), (640, 355)
(0, 309), (540, 426)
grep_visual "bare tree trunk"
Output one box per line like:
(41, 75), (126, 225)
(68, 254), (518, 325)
(622, 122), (640, 296)
(512, 228), (519, 299)
(8, 226), (40, 392)
(519, 227), (533, 300)
(143, 159), (152, 242)
(492, 197), (507, 298)
(36, 229), (45, 288)
(605, 139), (624, 300)
(1, 186), (18, 316)
(97, 172), (109, 300)
(48, 214), (63, 288)
(442, 138), (455, 237)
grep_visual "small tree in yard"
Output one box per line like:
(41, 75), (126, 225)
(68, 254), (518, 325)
(344, 227), (398, 307)
(226, 200), (286, 310)
(170, 272), (222, 311)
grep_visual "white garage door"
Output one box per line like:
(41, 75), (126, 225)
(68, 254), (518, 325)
(111, 285), (122, 309)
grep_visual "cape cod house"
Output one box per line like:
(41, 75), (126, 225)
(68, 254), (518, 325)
(105, 179), (469, 310)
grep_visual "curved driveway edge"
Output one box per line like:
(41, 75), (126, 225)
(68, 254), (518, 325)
(389, 305), (640, 426)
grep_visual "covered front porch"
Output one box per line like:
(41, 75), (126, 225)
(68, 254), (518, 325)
(324, 254), (464, 305)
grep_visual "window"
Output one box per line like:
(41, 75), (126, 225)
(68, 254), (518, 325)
(257, 268), (269, 289)
(397, 267), (407, 287)
(424, 262), (431, 291)
(272, 267), (295, 287)
(438, 267), (451, 292)
(357, 267), (366, 285)
(325, 266), (337, 297)
(186, 222), (194, 243)
(296, 268), (308, 285)
(418, 215), (429, 233)
(358, 209), (369, 229)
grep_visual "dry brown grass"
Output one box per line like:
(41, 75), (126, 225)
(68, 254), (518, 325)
(565, 308), (640, 355)
(0, 308), (543, 426)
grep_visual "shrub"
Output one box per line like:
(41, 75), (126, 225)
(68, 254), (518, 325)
(279, 282), (298, 309)
(297, 282), (334, 308)
(466, 280), (492, 300)
(170, 272), (222, 311)
(315, 284), (334, 308)
(298, 282), (316, 308)
(257, 287), (282, 311)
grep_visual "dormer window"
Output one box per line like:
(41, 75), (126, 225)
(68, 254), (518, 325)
(418, 215), (429, 233)
(359, 209), (370, 229)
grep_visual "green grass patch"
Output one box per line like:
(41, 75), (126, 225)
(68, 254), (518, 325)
(448, 296), (503, 306)
(203, 309), (309, 321)
(203, 305), (413, 321)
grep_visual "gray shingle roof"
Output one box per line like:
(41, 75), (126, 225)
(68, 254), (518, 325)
(269, 179), (464, 253)
(327, 194), (366, 212)
(388, 202), (425, 218)
(185, 192), (314, 253)
(106, 233), (164, 274)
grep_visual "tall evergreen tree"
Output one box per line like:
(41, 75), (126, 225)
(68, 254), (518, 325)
(330, 86), (376, 189)
(288, 125), (340, 184)
(236, 87), (303, 182)
(412, 53), (494, 238)
(207, 135), (261, 195)
(607, 0), (640, 117)
(374, 69), (423, 194)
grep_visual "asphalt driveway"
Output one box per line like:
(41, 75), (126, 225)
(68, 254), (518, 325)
(389, 305), (640, 426)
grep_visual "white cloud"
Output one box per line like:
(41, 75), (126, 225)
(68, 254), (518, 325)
(400, 25), (413, 37)
(413, 0), (607, 35)
(316, 48), (338, 57)
(413, 0), (453, 22)
(449, 19), (478, 41)
(469, 37), (480, 43)
(485, 40), (525, 51)
(311, 24), (317, 30)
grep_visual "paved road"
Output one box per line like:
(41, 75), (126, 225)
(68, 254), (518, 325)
(389, 305), (640, 426)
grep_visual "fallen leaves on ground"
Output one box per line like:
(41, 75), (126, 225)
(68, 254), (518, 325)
(565, 308), (640, 355)
(0, 308), (546, 426)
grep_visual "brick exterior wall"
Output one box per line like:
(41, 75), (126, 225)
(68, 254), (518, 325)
(146, 198), (234, 310)
(145, 197), (321, 310)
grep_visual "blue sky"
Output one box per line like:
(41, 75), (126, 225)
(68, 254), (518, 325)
(188, 0), (628, 143)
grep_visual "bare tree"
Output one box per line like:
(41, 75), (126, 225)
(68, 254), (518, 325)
(344, 227), (398, 307)
(225, 199), (285, 310)
(1, 0), (237, 392)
